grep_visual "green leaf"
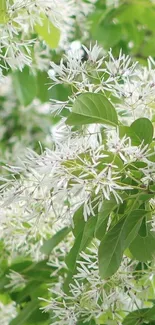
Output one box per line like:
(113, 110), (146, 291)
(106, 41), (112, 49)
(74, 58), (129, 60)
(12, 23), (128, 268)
(35, 14), (60, 48)
(21, 260), (54, 282)
(95, 197), (118, 240)
(130, 118), (154, 145)
(10, 281), (40, 304)
(8, 260), (33, 273)
(145, 305), (155, 321)
(99, 210), (147, 278)
(12, 67), (37, 106)
(66, 217), (97, 271)
(72, 205), (85, 237)
(37, 71), (51, 102)
(0, 0), (7, 23)
(65, 232), (83, 271)
(80, 217), (97, 251)
(119, 125), (134, 140)
(129, 226), (155, 262)
(66, 112), (95, 126)
(138, 193), (155, 201)
(40, 227), (70, 255)
(119, 118), (153, 146)
(92, 22), (122, 49)
(122, 308), (150, 325)
(123, 305), (155, 324)
(63, 269), (74, 294)
(9, 299), (39, 325)
(0, 276), (9, 291)
(66, 93), (118, 127)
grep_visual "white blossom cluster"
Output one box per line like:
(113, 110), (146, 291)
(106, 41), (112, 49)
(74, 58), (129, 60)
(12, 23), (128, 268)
(5, 270), (27, 291)
(0, 45), (154, 254)
(0, 42), (155, 324)
(0, 301), (17, 325)
(49, 45), (155, 124)
(0, 124), (154, 256)
(42, 242), (155, 325)
(0, 0), (96, 73)
(0, 191), (73, 259)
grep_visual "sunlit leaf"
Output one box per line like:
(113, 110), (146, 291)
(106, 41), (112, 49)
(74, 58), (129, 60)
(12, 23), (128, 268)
(0, 0), (7, 23)
(9, 299), (39, 325)
(12, 67), (37, 106)
(66, 93), (118, 126)
(35, 14), (60, 48)
(99, 210), (148, 278)
(40, 227), (70, 255)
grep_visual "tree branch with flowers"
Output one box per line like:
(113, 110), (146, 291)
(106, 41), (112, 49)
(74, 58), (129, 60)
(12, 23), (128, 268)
(0, 1), (155, 325)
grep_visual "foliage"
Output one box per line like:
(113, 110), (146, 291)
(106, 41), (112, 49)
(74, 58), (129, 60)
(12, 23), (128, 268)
(0, 1), (155, 325)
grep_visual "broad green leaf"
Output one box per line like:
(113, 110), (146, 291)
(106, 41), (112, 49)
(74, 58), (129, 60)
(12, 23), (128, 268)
(35, 14), (60, 48)
(8, 260), (33, 273)
(138, 217), (148, 237)
(95, 197), (118, 240)
(10, 281), (40, 304)
(0, 0), (7, 23)
(119, 125), (133, 140)
(13, 67), (37, 106)
(25, 304), (49, 323)
(119, 118), (153, 146)
(37, 71), (71, 103)
(21, 260), (54, 282)
(66, 217), (97, 271)
(3, 260), (53, 289)
(122, 308), (150, 325)
(65, 232), (83, 271)
(130, 118), (154, 145)
(138, 193), (155, 201)
(72, 205), (85, 237)
(66, 93), (118, 126)
(4, 259), (53, 283)
(63, 269), (74, 294)
(37, 71), (51, 102)
(145, 305), (155, 321)
(80, 217), (97, 251)
(129, 226), (155, 262)
(66, 112), (96, 126)
(0, 276), (9, 291)
(99, 210), (147, 278)
(9, 299), (39, 325)
(40, 227), (70, 255)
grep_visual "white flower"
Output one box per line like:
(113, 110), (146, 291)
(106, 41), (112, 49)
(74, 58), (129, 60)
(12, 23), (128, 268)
(5, 270), (27, 291)
(48, 43), (105, 90)
(105, 49), (137, 78)
(82, 42), (105, 67)
(50, 119), (71, 144)
(106, 129), (130, 162)
(42, 242), (152, 324)
(0, 302), (17, 325)
(106, 0), (119, 7)
(0, 0), (96, 72)
(3, 40), (32, 71)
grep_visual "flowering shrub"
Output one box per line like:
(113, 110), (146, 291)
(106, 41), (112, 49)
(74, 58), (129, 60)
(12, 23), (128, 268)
(0, 1), (155, 325)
